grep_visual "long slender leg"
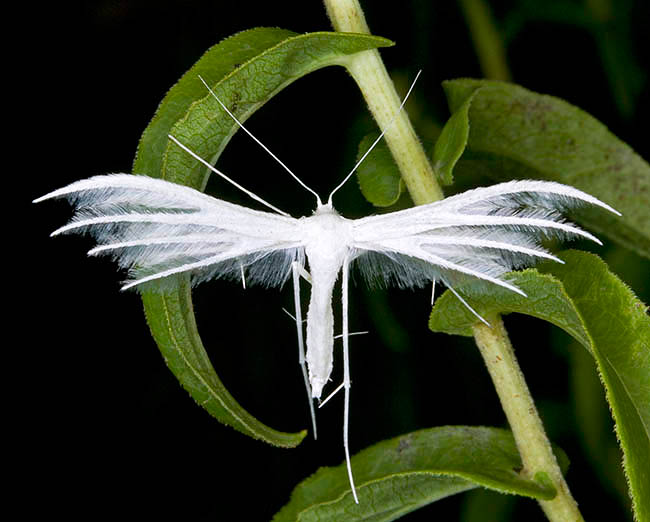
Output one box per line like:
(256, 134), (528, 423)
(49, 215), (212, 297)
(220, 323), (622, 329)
(430, 278), (436, 305)
(342, 256), (359, 504)
(296, 264), (312, 284)
(334, 331), (368, 340)
(446, 283), (490, 327)
(318, 331), (368, 409)
(292, 261), (317, 439)
(319, 382), (344, 408)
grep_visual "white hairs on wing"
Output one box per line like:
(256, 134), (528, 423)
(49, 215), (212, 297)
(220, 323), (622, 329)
(353, 180), (619, 292)
(36, 176), (618, 294)
(35, 174), (303, 290)
(435, 179), (620, 216)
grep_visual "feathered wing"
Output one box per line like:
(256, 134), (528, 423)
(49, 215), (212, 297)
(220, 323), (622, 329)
(351, 180), (620, 294)
(34, 174), (305, 290)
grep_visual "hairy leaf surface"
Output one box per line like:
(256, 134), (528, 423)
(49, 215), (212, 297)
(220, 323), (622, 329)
(273, 426), (566, 521)
(430, 250), (650, 521)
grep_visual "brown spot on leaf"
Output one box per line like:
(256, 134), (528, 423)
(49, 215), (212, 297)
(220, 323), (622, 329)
(397, 435), (413, 454)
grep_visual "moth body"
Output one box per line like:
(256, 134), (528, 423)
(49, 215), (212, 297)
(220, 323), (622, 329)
(301, 204), (354, 398)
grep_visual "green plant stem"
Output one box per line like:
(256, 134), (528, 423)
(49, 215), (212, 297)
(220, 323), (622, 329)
(323, 0), (444, 205)
(458, 0), (511, 81)
(325, 3), (582, 520)
(473, 316), (584, 522)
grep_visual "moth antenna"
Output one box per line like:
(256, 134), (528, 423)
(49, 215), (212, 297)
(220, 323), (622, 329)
(167, 135), (290, 216)
(327, 69), (422, 205)
(198, 76), (323, 207)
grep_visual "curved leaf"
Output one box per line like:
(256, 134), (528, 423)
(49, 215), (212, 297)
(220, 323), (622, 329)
(133, 28), (394, 448)
(429, 251), (650, 521)
(273, 426), (566, 521)
(431, 85), (481, 185)
(443, 79), (650, 259)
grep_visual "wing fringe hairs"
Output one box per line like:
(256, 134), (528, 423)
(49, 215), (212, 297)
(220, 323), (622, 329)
(35, 174), (619, 296)
(352, 179), (619, 294)
(34, 174), (305, 291)
(36, 172), (619, 506)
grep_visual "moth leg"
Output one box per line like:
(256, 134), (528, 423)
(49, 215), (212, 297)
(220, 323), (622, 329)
(334, 331), (368, 340)
(342, 256), (359, 504)
(285, 263), (312, 284)
(319, 331), (368, 408)
(240, 262), (246, 289)
(296, 264), (312, 285)
(292, 261), (317, 439)
(281, 308), (306, 324)
(431, 278), (436, 305)
(318, 382), (344, 408)
(446, 283), (491, 327)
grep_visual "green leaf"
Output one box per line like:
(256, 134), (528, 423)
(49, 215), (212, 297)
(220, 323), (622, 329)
(273, 426), (567, 521)
(442, 79), (650, 259)
(356, 132), (405, 207)
(431, 85), (481, 185)
(356, 132), (443, 208)
(429, 251), (650, 521)
(133, 28), (394, 448)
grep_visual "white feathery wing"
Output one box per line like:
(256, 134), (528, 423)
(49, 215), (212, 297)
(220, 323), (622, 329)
(35, 174), (305, 291)
(352, 179), (617, 294)
(34, 71), (620, 504)
(34, 171), (620, 505)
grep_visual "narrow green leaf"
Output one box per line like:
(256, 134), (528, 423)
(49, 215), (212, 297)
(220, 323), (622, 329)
(429, 251), (650, 521)
(273, 426), (566, 521)
(141, 278), (306, 447)
(431, 85), (481, 185)
(443, 79), (650, 259)
(134, 27), (295, 180)
(133, 28), (394, 448)
(356, 132), (405, 207)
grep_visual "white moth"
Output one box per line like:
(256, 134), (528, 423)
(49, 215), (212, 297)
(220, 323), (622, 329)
(34, 74), (619, 504)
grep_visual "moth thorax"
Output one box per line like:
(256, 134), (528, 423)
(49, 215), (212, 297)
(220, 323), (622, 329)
(303, 206), (353, 270)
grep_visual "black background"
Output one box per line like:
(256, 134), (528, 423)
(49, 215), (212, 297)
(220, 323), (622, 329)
(20, 1), (649, 520)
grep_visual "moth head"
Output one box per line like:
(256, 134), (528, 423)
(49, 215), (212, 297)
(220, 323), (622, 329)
(313, 201), (337, 216)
